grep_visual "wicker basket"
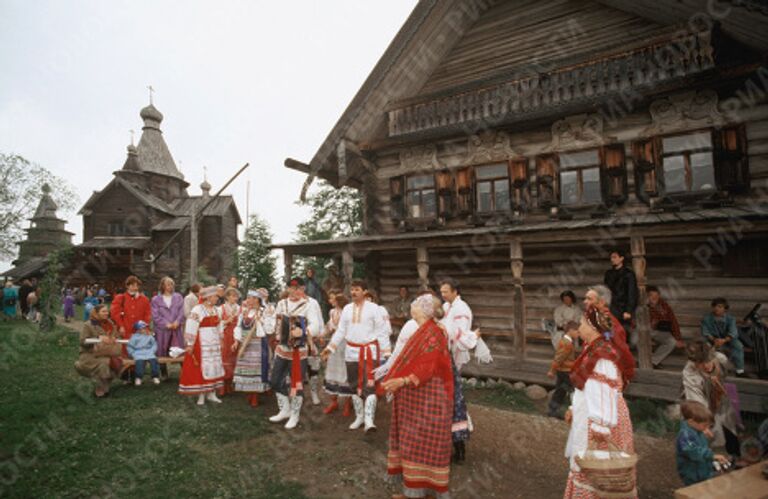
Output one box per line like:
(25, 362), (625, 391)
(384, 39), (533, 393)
(575, 443), (638, 497)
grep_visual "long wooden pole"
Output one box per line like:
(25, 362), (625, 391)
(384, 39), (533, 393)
(150, 162), (250, 266)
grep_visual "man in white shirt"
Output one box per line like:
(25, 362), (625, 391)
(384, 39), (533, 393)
(440, 278), (477, 464)
(300, 280), (325, 405)
(322, 280), (391, 433)
(183, 283), (201, 319)
(268, 277), (323, 430)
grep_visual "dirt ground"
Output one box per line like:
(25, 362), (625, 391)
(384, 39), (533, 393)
(216, 392), (682, 499)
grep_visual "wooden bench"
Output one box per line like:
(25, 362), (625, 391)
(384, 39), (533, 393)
(119, 356), (185, 376)
(674, 462), (768, 498)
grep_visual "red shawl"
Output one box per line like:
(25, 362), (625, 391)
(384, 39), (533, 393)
(379, 319), (453, 402)
(570, 336), (635, 390)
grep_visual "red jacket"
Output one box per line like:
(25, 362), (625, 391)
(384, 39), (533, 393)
(111, 292), (151, 339)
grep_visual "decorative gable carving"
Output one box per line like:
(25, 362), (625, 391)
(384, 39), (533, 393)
(465, 130), (520, 164)
(399, 144), (440, 171)
(549, 114), (609, 151)
(644, 90), (722, 136)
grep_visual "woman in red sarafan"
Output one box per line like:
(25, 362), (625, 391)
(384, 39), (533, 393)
(178, 286), (225, 405)
(219, 287), (241, 395)
(381, 294), (453, 499)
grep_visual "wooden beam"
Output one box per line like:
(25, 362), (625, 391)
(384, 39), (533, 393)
(632, 235), (653, 369)
(416, 246), (429, 290)
(342, 250), (353, 294)
(510, 238), (526, 361)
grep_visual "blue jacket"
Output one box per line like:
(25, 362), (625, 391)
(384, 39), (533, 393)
(127, 333), (157, 361)
(700, 313), (737, 340)
(676, 421), (714, 486)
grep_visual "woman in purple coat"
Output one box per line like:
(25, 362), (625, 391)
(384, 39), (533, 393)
(151, 277), (185, 378)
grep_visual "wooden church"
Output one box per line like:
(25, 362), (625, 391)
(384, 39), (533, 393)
(64, 101), (241, 292)
(276, 0), (768, 410)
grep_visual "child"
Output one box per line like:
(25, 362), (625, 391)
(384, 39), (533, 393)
(676, 400), (729, 486)
(127, 320), (160, 386)
(546, 320), (578, 418)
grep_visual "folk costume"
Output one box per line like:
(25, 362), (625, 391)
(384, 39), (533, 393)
(328, 299), (392, 432)
(220, 300), (241, 394)
(383, 298), (453, 499)
(178, 287), (225, 405)
(233, 289), (276, 407)
(564, 306), (637, 499)
(110, 289), (151, 360)
(323, 304), (354, 414)
(75, 317), (121, 396)
(441, 295), (476, 461)
(305, 295), (325, 406)
(268, 285), (323, 430)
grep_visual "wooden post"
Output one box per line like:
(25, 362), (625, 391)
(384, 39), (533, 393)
(416, 246), (429, 291)
(189, 211), (198, 284)
(342, 250), (354, 295)
(510, 238), (526, 361)
(631, 235), (652, 369)
(283, 251), (293, 284)
(364, 252), (381, 296)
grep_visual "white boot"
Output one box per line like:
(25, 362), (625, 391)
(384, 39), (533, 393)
(364, 394), (378, 433)
(349, 395), (365, 430)
(206, 391), (222, 403)
(284, 396), (303, 430)
(269, 393), (291, 423)
(196, 393), (206, 406)
(309, 377), (321, 406)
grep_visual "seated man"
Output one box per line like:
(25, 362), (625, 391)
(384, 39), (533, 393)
(546, 290), (581, 349)
(646, 286), (685, 368)
(701, 297), (746, 377)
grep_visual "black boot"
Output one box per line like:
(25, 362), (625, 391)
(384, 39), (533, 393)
(452, 441), (466, 464)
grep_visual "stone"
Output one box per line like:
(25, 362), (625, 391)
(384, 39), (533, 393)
(477, 381), (486, 388)
(486, 378), (497, 387)
(499, 380), (514, 389)
(524, 384), (548, 400)
(513, 381), (526, 391)
(466, 377), (478, 388)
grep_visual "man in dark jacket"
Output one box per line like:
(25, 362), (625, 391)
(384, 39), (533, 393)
(604, 249), (638, 346)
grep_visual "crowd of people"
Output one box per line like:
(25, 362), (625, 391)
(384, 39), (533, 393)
(5, 247), (765, 496)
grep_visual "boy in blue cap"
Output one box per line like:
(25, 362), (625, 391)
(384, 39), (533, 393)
(128, 320), (160, 386)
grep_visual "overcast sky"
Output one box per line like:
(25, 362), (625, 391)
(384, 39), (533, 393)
(0, 0), (416, 272)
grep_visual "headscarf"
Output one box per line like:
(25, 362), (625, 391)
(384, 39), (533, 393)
(200, 286), (218, 298)
(412, 294), (436, 318)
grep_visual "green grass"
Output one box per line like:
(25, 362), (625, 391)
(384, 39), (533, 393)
(626, 397), (679, 437)
(463, 384), (538, 413)
(0, 320), (306, 499)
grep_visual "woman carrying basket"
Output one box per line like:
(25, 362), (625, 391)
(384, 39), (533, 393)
(564, 305), (637, 498)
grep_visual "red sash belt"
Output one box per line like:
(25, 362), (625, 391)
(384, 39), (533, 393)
(347, 340), (380, 396)
(290, 348), (303, 396)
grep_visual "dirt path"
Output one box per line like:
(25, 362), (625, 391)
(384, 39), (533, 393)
(215, 394), (681, 498)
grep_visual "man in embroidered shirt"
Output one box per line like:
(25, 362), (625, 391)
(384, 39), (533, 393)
(440, 278), (477, 464)
(322, 279), (391, 433)
(647, 286), (685, 368)
(268, 277), (323, 430)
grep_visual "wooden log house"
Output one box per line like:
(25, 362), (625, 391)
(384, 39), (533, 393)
(275, 0), (768, 411)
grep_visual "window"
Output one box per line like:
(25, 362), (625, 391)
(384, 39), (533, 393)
(475, 163), (510, 213)
(661, 131), (715, 194)
(406, 175), (436, 219)
(108, 222), (127, 236)
(559, 149), (601, 205)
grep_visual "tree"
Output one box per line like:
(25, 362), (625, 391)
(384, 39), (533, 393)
(38, 248), (71, 332)
(293, 180), (364, 282)
(0, 153), (78, 260)
(235, 214), (279, 298)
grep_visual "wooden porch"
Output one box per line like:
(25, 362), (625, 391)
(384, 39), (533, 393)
(275, 208), (768, 413)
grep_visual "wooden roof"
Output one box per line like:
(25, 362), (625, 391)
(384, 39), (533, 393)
(291, 0), (768, 187)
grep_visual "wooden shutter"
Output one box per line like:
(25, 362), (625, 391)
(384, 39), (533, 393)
(600, 144), (628, 205)
(436, 169), (454, 218)
(714, 125), (749, 194)
(535, 154), (558, 208)
(509, 159), (529, 211)
(455, 167), (473, 215)
(389, 175), (405, 221)
(632, 138), (660, 203)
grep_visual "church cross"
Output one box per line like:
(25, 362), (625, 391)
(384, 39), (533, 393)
(147, 85), (155, 105)
(129, 129), (135, 146)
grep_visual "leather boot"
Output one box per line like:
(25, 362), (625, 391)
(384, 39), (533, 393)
(249, 393), (259, 408)
(349, 395), (364, 430)
(364, 394), (378, 433)
(285, 396), (303, 430)
(342, 396), (352, 417)
(323, 395), (339, 414)
(269, 393), (291, 422)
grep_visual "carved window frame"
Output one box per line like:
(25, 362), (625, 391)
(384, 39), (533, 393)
(657, 128), (717, 198)
(558, 148), (603, 208)
(473, 162), (512, 214)
(404, 173), (437, 221)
